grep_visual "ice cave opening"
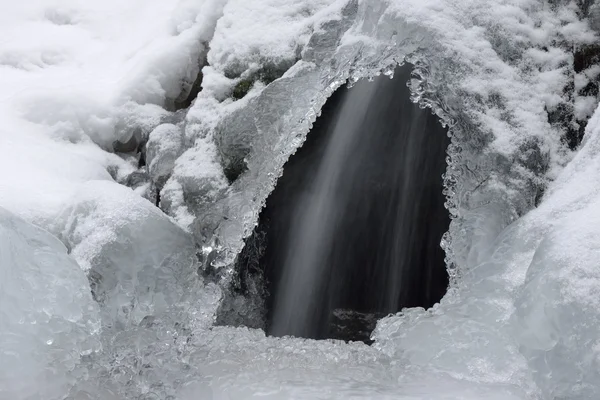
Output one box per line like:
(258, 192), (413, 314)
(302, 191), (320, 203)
(223, 65), (451, 342)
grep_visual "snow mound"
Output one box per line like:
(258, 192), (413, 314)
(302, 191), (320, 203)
(0, 0), (227, 225)
(0, 207), (100, 400)
(510, 103), (600, 399)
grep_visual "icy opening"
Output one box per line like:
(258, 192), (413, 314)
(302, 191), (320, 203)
(217, 65), (450, 342)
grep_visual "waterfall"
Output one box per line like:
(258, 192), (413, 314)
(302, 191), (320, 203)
(268, 65), (449, 339)
(269, 78), (380, 338)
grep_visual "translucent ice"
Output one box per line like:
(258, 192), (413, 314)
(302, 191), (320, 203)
(170, 326), (532, 400)
(0, 207), (100, 400)
(510, 104), (600, 399)
(146, 123), (185, 189)
(54, 180), (220, 329)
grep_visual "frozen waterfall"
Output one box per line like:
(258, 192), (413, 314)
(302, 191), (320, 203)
(2, 0), (600, 398)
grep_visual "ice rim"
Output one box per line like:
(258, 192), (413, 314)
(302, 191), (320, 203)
(191, 0), (593, 294)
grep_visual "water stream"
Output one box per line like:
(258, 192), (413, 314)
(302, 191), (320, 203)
(266, 65), (449, 340)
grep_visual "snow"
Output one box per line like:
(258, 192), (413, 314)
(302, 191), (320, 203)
(209, 0), (337, 68)
(161, 136), (229, 230)
(508, 104), (600, 398)
(575, 95), (598, 120)
(0, 0), (225, 396)
(2, 0), (600, 398)
(0, 0), (225, 224)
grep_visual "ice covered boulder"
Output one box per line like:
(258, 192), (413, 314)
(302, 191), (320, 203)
(510, 105), (600, 399)
(146, 123), (186, 189)
(513, 208), (600, 399)
(54, 180), (220, 330)
(0, 207), (100, 400)
(160, 137), (229, 230)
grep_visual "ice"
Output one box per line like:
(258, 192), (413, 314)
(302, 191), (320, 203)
(51, 181), (222, 399)
(146, 123), (186, 189)
(72, 324), (531, 399)
(53, 180), (220, 329)
(0, 207), (100, 400)
(159, 327), (532, 400)
(508, 103), (600, 399)
(170, 1), (358, 273)
(372, 96), (600, 399)
(161, 0), (599, 306)
(2, 0), (600, 398)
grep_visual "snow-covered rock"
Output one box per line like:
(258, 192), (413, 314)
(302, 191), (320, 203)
(511, 103), (600, 399)
(0, 0), (227, 226)
(53, 180), (220, 329)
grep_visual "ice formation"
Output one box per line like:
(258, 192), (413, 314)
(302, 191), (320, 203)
(0, 207), (100, 399)
(1, 0), (600, 398)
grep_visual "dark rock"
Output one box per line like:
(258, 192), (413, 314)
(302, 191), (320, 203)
(112, 134), (139, 153)
(328, 309), (382, 343)
(574, 44), (600, 73)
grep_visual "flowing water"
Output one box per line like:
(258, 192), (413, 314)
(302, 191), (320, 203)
(266, 65), (449, 340)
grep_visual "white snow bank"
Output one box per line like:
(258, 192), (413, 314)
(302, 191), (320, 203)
(208, 0), (346, 70)
(510, 101), (600, 399)
(0, 2), (226, 397)
(0, 0), (225, 224)
(0, 115), (120, 225)
(0, 207), (100, 400)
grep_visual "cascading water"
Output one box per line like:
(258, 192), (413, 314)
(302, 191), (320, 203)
(269, 75), (380, 338)
(263, 64), (449, 340)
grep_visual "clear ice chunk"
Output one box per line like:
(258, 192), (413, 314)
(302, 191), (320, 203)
(146, 123), (185, 189)
(0, 207), (100, 400)
(55, 180), (221, 329)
